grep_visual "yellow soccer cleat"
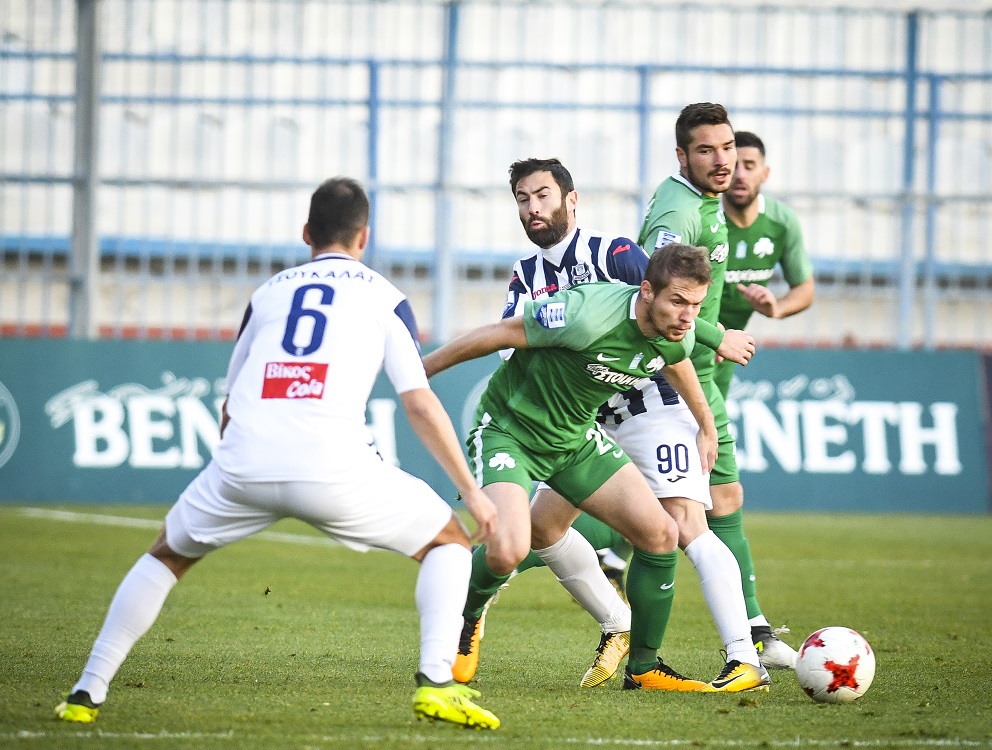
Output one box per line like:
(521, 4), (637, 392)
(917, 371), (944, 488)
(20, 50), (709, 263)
(701, 660), (771, 693)
(452, 611), (485, 684)
(580, 631), (630, 688)
(622, 658), (708, 691)
(413, 678), (500, 730)
(54, 691), (100, 723)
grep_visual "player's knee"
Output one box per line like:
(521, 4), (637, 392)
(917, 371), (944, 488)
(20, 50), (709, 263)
(629, 515), (678, 555)
(486, 544), (526, 576)
(709, 482), (744, 515)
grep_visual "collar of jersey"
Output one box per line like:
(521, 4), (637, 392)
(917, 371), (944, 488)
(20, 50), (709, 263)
(312, 251), (358, 262)
(672, 172), (703, 196)
(538, 226), (578, 266)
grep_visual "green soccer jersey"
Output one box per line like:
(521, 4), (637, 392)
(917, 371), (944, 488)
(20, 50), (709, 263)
(638, 174), (729, 381)
(721, 194), (812, 331)
(478, 282), (694, 454)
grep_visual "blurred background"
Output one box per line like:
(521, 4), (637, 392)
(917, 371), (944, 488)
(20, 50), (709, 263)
(1, 0), (990, 347)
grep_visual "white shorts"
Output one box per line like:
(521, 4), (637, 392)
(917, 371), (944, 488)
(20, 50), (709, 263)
(165, 454), (453, 558)
(600, 396), (712, 508)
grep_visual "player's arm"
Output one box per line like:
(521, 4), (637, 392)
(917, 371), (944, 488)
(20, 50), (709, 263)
(660, 358), (718, 473)
(423, 316), (528, 378)
(742, 205), (815, 319)
(399, 388), (497, 543)
(737, 276), (814, 319)
(603, 237), (650, 285)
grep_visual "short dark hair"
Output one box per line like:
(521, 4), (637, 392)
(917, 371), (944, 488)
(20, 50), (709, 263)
(644, 243), (712, 293)
(675, 103), (732, 151)
(734, 130), (765, 156)
(508, 157), (575, 196)
(307, 177), (370, 250)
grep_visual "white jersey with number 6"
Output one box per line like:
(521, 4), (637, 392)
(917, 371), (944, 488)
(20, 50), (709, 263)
(214, 252), (427, 482)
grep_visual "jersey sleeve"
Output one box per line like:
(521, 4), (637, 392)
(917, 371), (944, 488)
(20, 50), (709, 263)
(521, 287), (602, 351)
(639, 202), (701, 252)
(382, 298), (430, 394)
(225, 300), (256, 393)
(603, 237), (650, 285)
(778, 205), (813, 286)
(501, 263), (529, 320)
(693, 317), (725, 349)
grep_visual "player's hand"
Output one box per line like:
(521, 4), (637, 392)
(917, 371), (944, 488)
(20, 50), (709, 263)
(738, 283), (780, 318)
(696, 423), (718, 474)
(715, 328), (756, 366)
(460, 487), (498, 544)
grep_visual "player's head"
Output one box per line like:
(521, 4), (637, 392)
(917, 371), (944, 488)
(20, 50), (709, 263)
(675, 103), (736, 197)
(508, 158), (577, 248)
(304, 177), (371, 253)
(638, 243), (711, 341)
(725, 130), (769, 211)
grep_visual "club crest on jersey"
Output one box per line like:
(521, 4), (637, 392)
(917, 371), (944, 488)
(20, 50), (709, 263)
(571, 262), (592, 284)
(754, 237), (775, 258)
(645, 355), (666, 373)
(261, 362), (328, 399)
(535, 301), (566, 329)
(655, 230), (683, 249)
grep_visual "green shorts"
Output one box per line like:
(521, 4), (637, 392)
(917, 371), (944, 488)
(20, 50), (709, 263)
(703, 377), (740, 486)
(467, 415), (630, 506)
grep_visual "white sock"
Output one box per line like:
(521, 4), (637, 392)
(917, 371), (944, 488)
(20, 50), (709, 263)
(535, 528), (630, 633)
(416, 543), (471, 685)
(684, 531), (760, 667)
(749, 614), (771, 628)
(73, 554), (178, 704)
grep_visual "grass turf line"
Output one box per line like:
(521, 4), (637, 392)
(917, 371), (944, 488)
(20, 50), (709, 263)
(1, 505), (991, 749)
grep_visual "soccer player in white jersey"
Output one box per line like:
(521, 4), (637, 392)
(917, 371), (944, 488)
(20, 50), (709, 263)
(455, 158), (769, 693)
(55, 177), (501, 730)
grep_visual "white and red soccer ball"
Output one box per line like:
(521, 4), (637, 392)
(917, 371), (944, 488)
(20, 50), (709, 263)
(795, 627), (876, 703)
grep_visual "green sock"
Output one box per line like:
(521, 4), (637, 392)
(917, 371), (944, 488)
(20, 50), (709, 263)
(571, 512), (627, 551)
(625, 548), (678, 674)
(707, 508), (761, 619)
(463, 544), (513, 619)
(514, 550), (544, 574)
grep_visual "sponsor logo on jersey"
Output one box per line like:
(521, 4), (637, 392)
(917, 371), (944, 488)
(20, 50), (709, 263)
(612, 243), (631, 256)
(710, 243), (729, 264)
(571, 262), (592, 284)
(725, 268), (776, 284)
(536, 301), (566, 329)
(532, 283), (558, 299)
(0, 380), (21, 470)
(586, 363), (643, 387)
(645, 355), (666, 373)
(261, 362), (328, 399)
(654, 230), (682, 249)
(597, 353), (621, 362)
(754, 237), (775, 258)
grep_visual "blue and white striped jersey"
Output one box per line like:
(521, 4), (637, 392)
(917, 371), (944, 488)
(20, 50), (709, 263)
(499, 226), (681, 423)
(501, 227), (649, 319)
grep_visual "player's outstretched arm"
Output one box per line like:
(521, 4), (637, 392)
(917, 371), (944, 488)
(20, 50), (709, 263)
(399, 388), (497, 542)
(661, 359), (718, 473)
(423, 316), (528, 378)
(715, 328), (756, 365)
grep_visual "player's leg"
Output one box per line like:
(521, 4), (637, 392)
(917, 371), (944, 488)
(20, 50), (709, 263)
(56, 461), (270, 723)
(705, 378), (797, 669)
(571, 459), (705, 692)
(529, 488), (632, 687)
(663, 495), (769, 693)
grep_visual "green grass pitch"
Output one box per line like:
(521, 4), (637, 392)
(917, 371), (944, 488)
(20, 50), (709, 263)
(2, 505), (991, 749)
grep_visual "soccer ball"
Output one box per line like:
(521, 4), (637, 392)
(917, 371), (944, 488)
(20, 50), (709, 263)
(795, 627), (875, 704)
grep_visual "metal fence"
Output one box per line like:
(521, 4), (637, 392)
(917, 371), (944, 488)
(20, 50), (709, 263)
(1, 0), (991, 347)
